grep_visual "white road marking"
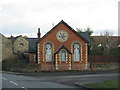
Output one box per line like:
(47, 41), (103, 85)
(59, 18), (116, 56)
(2, 77), (7, 80)
(21, 86), (28, 90)
(10, 81), (18, 85)
(2, 77), (27, 90)
(21, 86), (25, 88)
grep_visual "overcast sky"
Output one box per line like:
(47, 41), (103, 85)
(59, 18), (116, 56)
(0, 0), (119, 37)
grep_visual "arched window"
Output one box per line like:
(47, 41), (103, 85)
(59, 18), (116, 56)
(60, 50), (66, 61)
(45, 44), (52, 61)
(73, 44), (80, 61)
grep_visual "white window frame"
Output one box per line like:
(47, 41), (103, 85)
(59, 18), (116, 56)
(73, 44), (80, 61)
(45, 44), (52, 62)
(60, 50), (66, 61)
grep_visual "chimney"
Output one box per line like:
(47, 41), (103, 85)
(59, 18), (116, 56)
(10, 35), (14, 38)
(37, 28), (41, 39)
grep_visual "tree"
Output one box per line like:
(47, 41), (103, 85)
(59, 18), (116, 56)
(76, 27), (93, 36)
(103, 31), (113, 55)
(85, 27), (93, 36)
(76, 28), (83, 33)
(98, 31), (115, 55)
(76, 27), (94, 55)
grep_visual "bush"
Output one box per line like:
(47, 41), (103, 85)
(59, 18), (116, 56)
(2, 59), (38, 72)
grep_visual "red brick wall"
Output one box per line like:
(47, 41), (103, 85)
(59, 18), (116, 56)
(38, 23), (88, 71)
(55, 51), (71, 71)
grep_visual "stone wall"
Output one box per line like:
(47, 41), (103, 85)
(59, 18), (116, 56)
(0, 34), (14, 60)
(0, 34), (29, 61)
(13, 36), (29, 55)
(90, 63), (118, 70)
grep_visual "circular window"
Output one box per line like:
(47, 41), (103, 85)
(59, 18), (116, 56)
(56, 30), (69, 42)
(19, 43), (24, 47)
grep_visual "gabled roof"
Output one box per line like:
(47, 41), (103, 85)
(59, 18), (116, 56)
(26, 38), (38, 53)
(39, 20), (89, 44)
(54, 45), (72, 54)
(79, 32), (91, 46)
(91, 36), (120, 48)
(8, 35), (24, 43)
(8, 35), (38, 53)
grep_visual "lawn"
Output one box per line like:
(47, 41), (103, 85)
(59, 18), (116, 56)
(84, 79), (119, 88)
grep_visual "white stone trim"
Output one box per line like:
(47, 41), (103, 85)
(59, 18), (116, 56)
(37, 43), (40, 64)
(55, 54), (58, 70)
(85, 43), (88, 70)
(69, 54), (71, 70)
(80, 46), (83, 63)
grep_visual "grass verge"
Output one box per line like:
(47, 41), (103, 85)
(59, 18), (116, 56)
(84, 79), (119, 88)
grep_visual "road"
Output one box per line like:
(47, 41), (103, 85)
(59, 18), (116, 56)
(1, 72), (118, 89)
(2, 72), (81, 90)
(38, 73), (118, 86)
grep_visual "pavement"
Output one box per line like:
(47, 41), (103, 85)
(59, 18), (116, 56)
(2, 69), (118, 76)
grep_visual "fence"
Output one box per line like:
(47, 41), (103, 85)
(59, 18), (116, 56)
(88, 55), (119, 70)
(88, 55), (119, 64)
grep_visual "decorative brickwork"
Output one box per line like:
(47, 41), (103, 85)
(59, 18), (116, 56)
(38, 20), (89, 71)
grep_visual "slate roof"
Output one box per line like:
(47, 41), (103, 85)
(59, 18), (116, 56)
(91, 36), (120, 48)
(39, 20), (90, 45)
(8, 37), (16, 43)
(26, 38), (38, 53)
(54, 45), (72, 54)
(7, 20), (91, 54)
(8, 36), (38, 53)
(78, 32), (91, 46)
(8, 35), (23, 43)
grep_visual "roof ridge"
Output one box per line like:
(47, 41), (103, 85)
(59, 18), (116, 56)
(54, 44), (72, 54)
(39, 20), (89, 43)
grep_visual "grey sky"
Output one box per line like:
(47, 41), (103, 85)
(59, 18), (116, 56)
(0, 0), (119, 37)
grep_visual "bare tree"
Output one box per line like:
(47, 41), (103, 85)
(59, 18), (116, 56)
(102, 31), (113, 55)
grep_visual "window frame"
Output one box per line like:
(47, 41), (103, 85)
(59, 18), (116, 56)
(45, 43), (52, 62)
(73, 43), (80, 62)
(60, 49), (66, 62)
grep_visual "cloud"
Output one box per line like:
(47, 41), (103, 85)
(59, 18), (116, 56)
(0, 0), (119, 37)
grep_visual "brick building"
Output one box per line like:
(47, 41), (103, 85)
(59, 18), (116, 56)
(37, 20), (90, 71)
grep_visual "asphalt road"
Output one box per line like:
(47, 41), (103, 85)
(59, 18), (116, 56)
(25, 72), (118, 87)
(1, 71), (118, 90)
(40, 73), (118, 86)
(2, 72), (81, 90)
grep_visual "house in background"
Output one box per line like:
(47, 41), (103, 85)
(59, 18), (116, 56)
(4, 35), (38, 63)
(26, 38), (38, 63)
(90, 36), (120, 55)
(37, 20), (90, 71)
(9, 35), (29, 57)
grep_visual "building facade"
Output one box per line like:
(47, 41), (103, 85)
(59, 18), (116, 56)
(12, 36), (29, 55)
(37, 20), (90, 71)
(1, 34), (37, 63)
(0, 34), (14, 61)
